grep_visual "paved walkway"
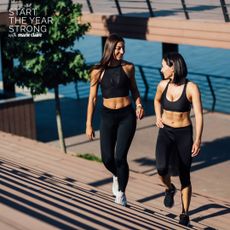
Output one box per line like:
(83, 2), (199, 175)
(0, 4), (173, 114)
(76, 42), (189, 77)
(1, 131), (230, 229)
(47, 98), (230, 201)
(1, 82), (229, 229)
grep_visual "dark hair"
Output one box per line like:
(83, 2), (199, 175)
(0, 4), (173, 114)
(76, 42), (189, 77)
(91, 34), (124, 72)
(90, 34), (124, 85)
(163, 52), (187, 84)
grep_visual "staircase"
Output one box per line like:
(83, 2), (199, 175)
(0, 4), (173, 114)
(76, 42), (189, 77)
(0, 131), (229, 229)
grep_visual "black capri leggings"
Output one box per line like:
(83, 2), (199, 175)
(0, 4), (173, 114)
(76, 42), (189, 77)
(156, 124), (193, 189)
(100, 105), (136, 192)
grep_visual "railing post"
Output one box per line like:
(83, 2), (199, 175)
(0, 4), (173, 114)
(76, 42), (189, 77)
(7, 0), (12, 11)
(138, 66), (149, 101)
(180, 0), (190, 19)
(206, 75), (216, 112)
(86, 0), (93, 13)
(220, 0), (230, 22)
(114, 0), (122, 15)
(145, 0), (154, 17)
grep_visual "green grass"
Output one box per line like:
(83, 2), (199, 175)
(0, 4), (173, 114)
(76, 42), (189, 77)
(76, 153), (102, 162)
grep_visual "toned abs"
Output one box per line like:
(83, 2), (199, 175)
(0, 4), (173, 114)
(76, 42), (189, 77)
(103, 96), (131, 109)
(162, 109), (191, 127)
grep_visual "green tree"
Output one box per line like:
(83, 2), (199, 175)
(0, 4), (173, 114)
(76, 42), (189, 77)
(4, 0), (90, 153)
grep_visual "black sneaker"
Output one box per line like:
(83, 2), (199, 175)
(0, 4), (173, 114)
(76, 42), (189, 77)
(179, 213), (190, 226)
(164, 183), (176, 208)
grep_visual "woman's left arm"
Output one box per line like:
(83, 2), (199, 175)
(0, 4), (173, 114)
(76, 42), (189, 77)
(127, 63), (144, 120)
(190, 83), (204, 157)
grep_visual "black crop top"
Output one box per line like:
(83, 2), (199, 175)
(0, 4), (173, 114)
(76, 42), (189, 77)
(161, 80), (191, 112)
(100, 65), (130, 99)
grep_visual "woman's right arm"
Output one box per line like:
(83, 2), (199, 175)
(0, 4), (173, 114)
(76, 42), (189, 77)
(86, 69), (100, 140)
(189, 82), (203, 157)
(154, 81), (164, 128)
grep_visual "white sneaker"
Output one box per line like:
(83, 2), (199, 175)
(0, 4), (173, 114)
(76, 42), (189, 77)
(112, 176), (118, 196)
(115, 191), (127, 206)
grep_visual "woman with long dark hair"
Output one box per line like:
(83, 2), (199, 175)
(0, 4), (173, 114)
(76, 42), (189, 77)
(86, 34), (144, 206)
(154, 52), (203, 226)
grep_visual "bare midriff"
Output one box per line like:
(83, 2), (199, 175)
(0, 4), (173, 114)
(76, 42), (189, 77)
(162, 109), (191, 127)
(103, 96), (131, 109)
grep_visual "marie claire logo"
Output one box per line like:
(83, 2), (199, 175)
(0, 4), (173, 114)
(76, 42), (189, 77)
(8, 3), (53, 38)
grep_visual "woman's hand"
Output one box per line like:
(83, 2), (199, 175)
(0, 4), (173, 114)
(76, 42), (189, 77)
(136, 105), (144, 120)
(156, 117), (164, 128)
(191, 140), (201, 157)
(86, 125), (95, 141)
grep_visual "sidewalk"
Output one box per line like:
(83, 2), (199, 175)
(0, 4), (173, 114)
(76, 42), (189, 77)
(47, 98), (230, 201)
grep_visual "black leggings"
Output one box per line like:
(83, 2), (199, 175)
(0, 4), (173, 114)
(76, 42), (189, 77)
(100, 105), (136, 192)
(156, 124), (193, 189)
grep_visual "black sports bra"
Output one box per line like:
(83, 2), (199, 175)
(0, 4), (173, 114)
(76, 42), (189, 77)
(161, 80), (191, 112)
(100, 65), (130, 99)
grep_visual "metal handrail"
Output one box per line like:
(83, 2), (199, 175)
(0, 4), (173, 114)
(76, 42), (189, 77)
(82, 0), (229, 22)
(82, 62), (229, 113)
(114, 0), (154, 17)
(138, 66), (149, 100)
(1, 1), (229, 22)
(136, 64), (230, 112)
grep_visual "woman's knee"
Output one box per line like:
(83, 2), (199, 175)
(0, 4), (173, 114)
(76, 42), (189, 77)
(179, 171), (191, 189)
(181, 182), (192, 191)
(181, 180), (191, 189)
(102, 156), (114, 168)
(115, 157), (127, 168)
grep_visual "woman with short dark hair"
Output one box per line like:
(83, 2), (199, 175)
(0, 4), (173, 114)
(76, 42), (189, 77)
(154, 52), (203, 226)
(86, 34), (144, 206)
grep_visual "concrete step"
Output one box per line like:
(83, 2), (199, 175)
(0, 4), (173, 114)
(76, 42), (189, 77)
(1, 156), (200, 230)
